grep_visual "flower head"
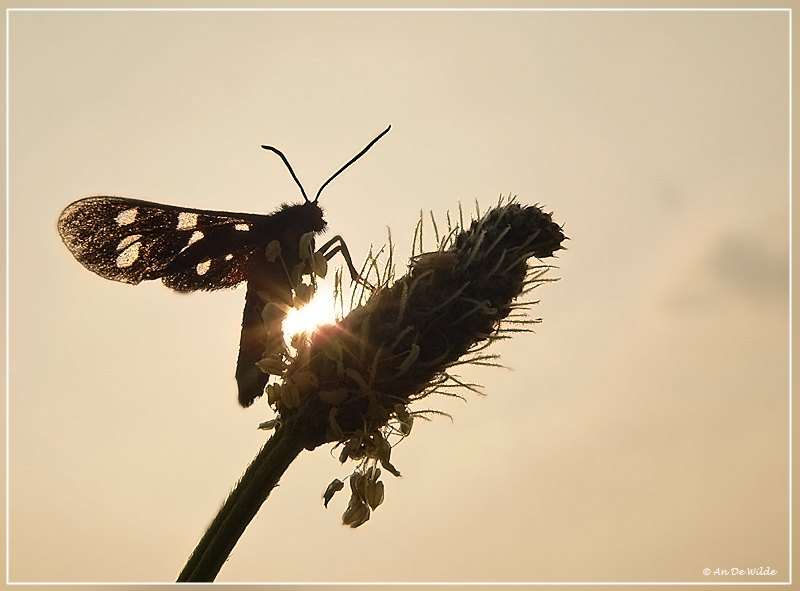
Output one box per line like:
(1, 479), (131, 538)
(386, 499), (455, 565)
(264, 198), (566, 525)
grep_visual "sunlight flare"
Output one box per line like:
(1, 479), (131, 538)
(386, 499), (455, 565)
(283, 282), (337, 340)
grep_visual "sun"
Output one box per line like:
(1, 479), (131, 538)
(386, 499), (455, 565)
(282, 282), (338, 340)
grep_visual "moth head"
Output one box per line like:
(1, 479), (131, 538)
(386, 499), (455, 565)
(295, 200), (326, 233)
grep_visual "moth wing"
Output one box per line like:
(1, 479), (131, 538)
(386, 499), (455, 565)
(57, 197), (269, 292)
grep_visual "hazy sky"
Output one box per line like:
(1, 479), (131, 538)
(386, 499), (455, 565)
(8, 8), (790, 584)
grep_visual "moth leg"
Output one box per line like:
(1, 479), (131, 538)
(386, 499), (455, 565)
(317, 235), (374, 290)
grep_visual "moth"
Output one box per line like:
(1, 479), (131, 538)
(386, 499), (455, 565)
(58, 126), (390, 407)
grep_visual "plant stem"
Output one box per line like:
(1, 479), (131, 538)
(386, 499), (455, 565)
(177, 417), (306, 582)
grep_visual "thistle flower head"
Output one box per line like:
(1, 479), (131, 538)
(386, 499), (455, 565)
(264, 198), (566, 525)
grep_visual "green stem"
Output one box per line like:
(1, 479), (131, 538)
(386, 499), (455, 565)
(177, 418), (306, 582)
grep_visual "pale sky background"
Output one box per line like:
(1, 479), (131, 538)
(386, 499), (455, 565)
(7, 8), (790, 584)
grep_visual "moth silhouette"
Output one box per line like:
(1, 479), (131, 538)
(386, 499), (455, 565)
(58, 126), (390, 407)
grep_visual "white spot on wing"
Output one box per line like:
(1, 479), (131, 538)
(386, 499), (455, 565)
(177, 212), (198, 229)
(179, 231), (205, 254)
(225, 254), (233, 261)
(196, 260), (211, 275)
(234, 223), (249, 231)
(116, 242), (141, 267)
(117, 234), (142, 250)
(116, 208), (138, 226)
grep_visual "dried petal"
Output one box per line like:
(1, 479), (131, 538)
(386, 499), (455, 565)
(261, 301), (290, 324)
(255, 357), (287, 376)
(299, 232), (316, 257)
(294, 283), (315, 306)
(342, 497), (370, 528)
(312, 251), (328, 279)
(377, 438), (401, 477)
(323, 479), (345, 507)
(264, 240), (281, 262)
(365, 479), (384, 510)
(411, 251), (458, 271)
(258, 418), (279, 431)
(266, 384), (282, 405)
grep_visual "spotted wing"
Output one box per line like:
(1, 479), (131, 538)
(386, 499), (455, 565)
(58, 197), (270, 292)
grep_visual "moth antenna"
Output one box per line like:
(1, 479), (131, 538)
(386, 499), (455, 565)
(261, 144), (311, 203)
(314, 125), (391, 203)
